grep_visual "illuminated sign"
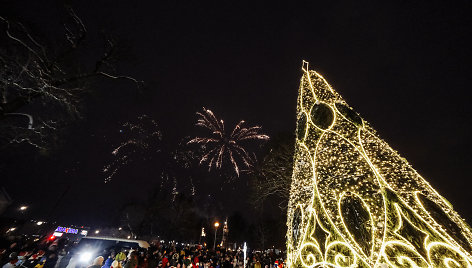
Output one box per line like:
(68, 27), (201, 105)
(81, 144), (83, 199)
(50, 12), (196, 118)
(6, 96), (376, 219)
(55, 226), (78, 234)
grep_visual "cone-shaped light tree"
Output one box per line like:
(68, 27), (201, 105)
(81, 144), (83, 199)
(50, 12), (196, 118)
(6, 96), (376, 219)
(286, 61), (472, 268)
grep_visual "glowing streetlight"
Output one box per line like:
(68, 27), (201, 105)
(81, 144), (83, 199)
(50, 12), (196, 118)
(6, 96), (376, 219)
(213, 222), (219, 249)
(118, 227), (122, 231)
(95, 230), (100, 234)
(19, 206), (28, 211)
(36, 221), (44, 225)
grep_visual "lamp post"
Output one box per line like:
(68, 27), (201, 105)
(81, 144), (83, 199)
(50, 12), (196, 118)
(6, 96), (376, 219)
(213, 222), (219, 249)
(243, 242), (247, 268)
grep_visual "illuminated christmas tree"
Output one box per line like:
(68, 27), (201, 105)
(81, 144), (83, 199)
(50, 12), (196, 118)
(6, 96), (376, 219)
(286, 61), (472, 268)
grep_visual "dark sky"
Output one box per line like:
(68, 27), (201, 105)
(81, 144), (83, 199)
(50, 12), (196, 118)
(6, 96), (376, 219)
(2, 0), (472, 234)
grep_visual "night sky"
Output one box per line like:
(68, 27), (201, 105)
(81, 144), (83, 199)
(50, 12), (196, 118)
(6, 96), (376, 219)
(2, 0), (472, 235)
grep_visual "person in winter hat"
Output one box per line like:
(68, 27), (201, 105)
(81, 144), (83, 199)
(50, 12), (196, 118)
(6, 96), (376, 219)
(115, 252), (126, 263)
(102, 252), (115, 268)
(2, 252), (18, 268)
(111, 261), (122, 268)
(88, 257), (104, 268)
(124, 252), (138, 268)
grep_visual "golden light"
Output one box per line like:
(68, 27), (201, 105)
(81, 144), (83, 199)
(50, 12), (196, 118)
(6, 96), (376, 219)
(286, 61), (472, 268)
(214, 222), (220, 228)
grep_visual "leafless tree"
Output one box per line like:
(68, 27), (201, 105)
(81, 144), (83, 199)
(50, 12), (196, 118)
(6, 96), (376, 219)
(250, 135), (294, 209)
(0, 8), (142, 150)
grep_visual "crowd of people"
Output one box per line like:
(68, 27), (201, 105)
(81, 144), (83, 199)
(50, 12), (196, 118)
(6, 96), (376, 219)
(1, 235), (285, 268)
(0, 235), (70, 268)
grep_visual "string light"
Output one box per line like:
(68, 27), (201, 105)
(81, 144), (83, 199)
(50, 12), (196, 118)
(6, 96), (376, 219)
(286, 61), (472, 267)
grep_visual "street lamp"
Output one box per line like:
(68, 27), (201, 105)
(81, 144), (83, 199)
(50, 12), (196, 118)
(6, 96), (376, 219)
(213, 222), (219, 249)
(19, 206), (28, 211)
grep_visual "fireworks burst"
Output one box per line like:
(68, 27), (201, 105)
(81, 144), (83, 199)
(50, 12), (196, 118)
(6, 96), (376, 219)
(188, 108), (269, 176)
(103, 115), (162, 183)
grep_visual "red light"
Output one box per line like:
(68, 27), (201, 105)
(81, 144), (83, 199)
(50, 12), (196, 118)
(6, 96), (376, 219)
(49, 235), (55, 240)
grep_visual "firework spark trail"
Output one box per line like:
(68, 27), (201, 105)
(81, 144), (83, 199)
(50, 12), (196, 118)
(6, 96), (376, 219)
(103, 115), (162, 183)
(188, 107), (269, 176)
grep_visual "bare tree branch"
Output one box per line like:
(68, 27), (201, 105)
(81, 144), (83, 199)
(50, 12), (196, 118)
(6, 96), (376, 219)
(249, 136), (294, 209)
(0, 8), (143, 150)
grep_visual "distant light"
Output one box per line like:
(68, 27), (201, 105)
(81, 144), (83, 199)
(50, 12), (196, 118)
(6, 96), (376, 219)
(95, 230), (100, 234)
(6, 227), (16, 233)
(49, 235), (56, 240)
(37, 221), (44, 225)
(214, 222), (220, 228)
(127, 235), (131, 239)
(118, 227), (122, 230)
(20, 206), (28, 211)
